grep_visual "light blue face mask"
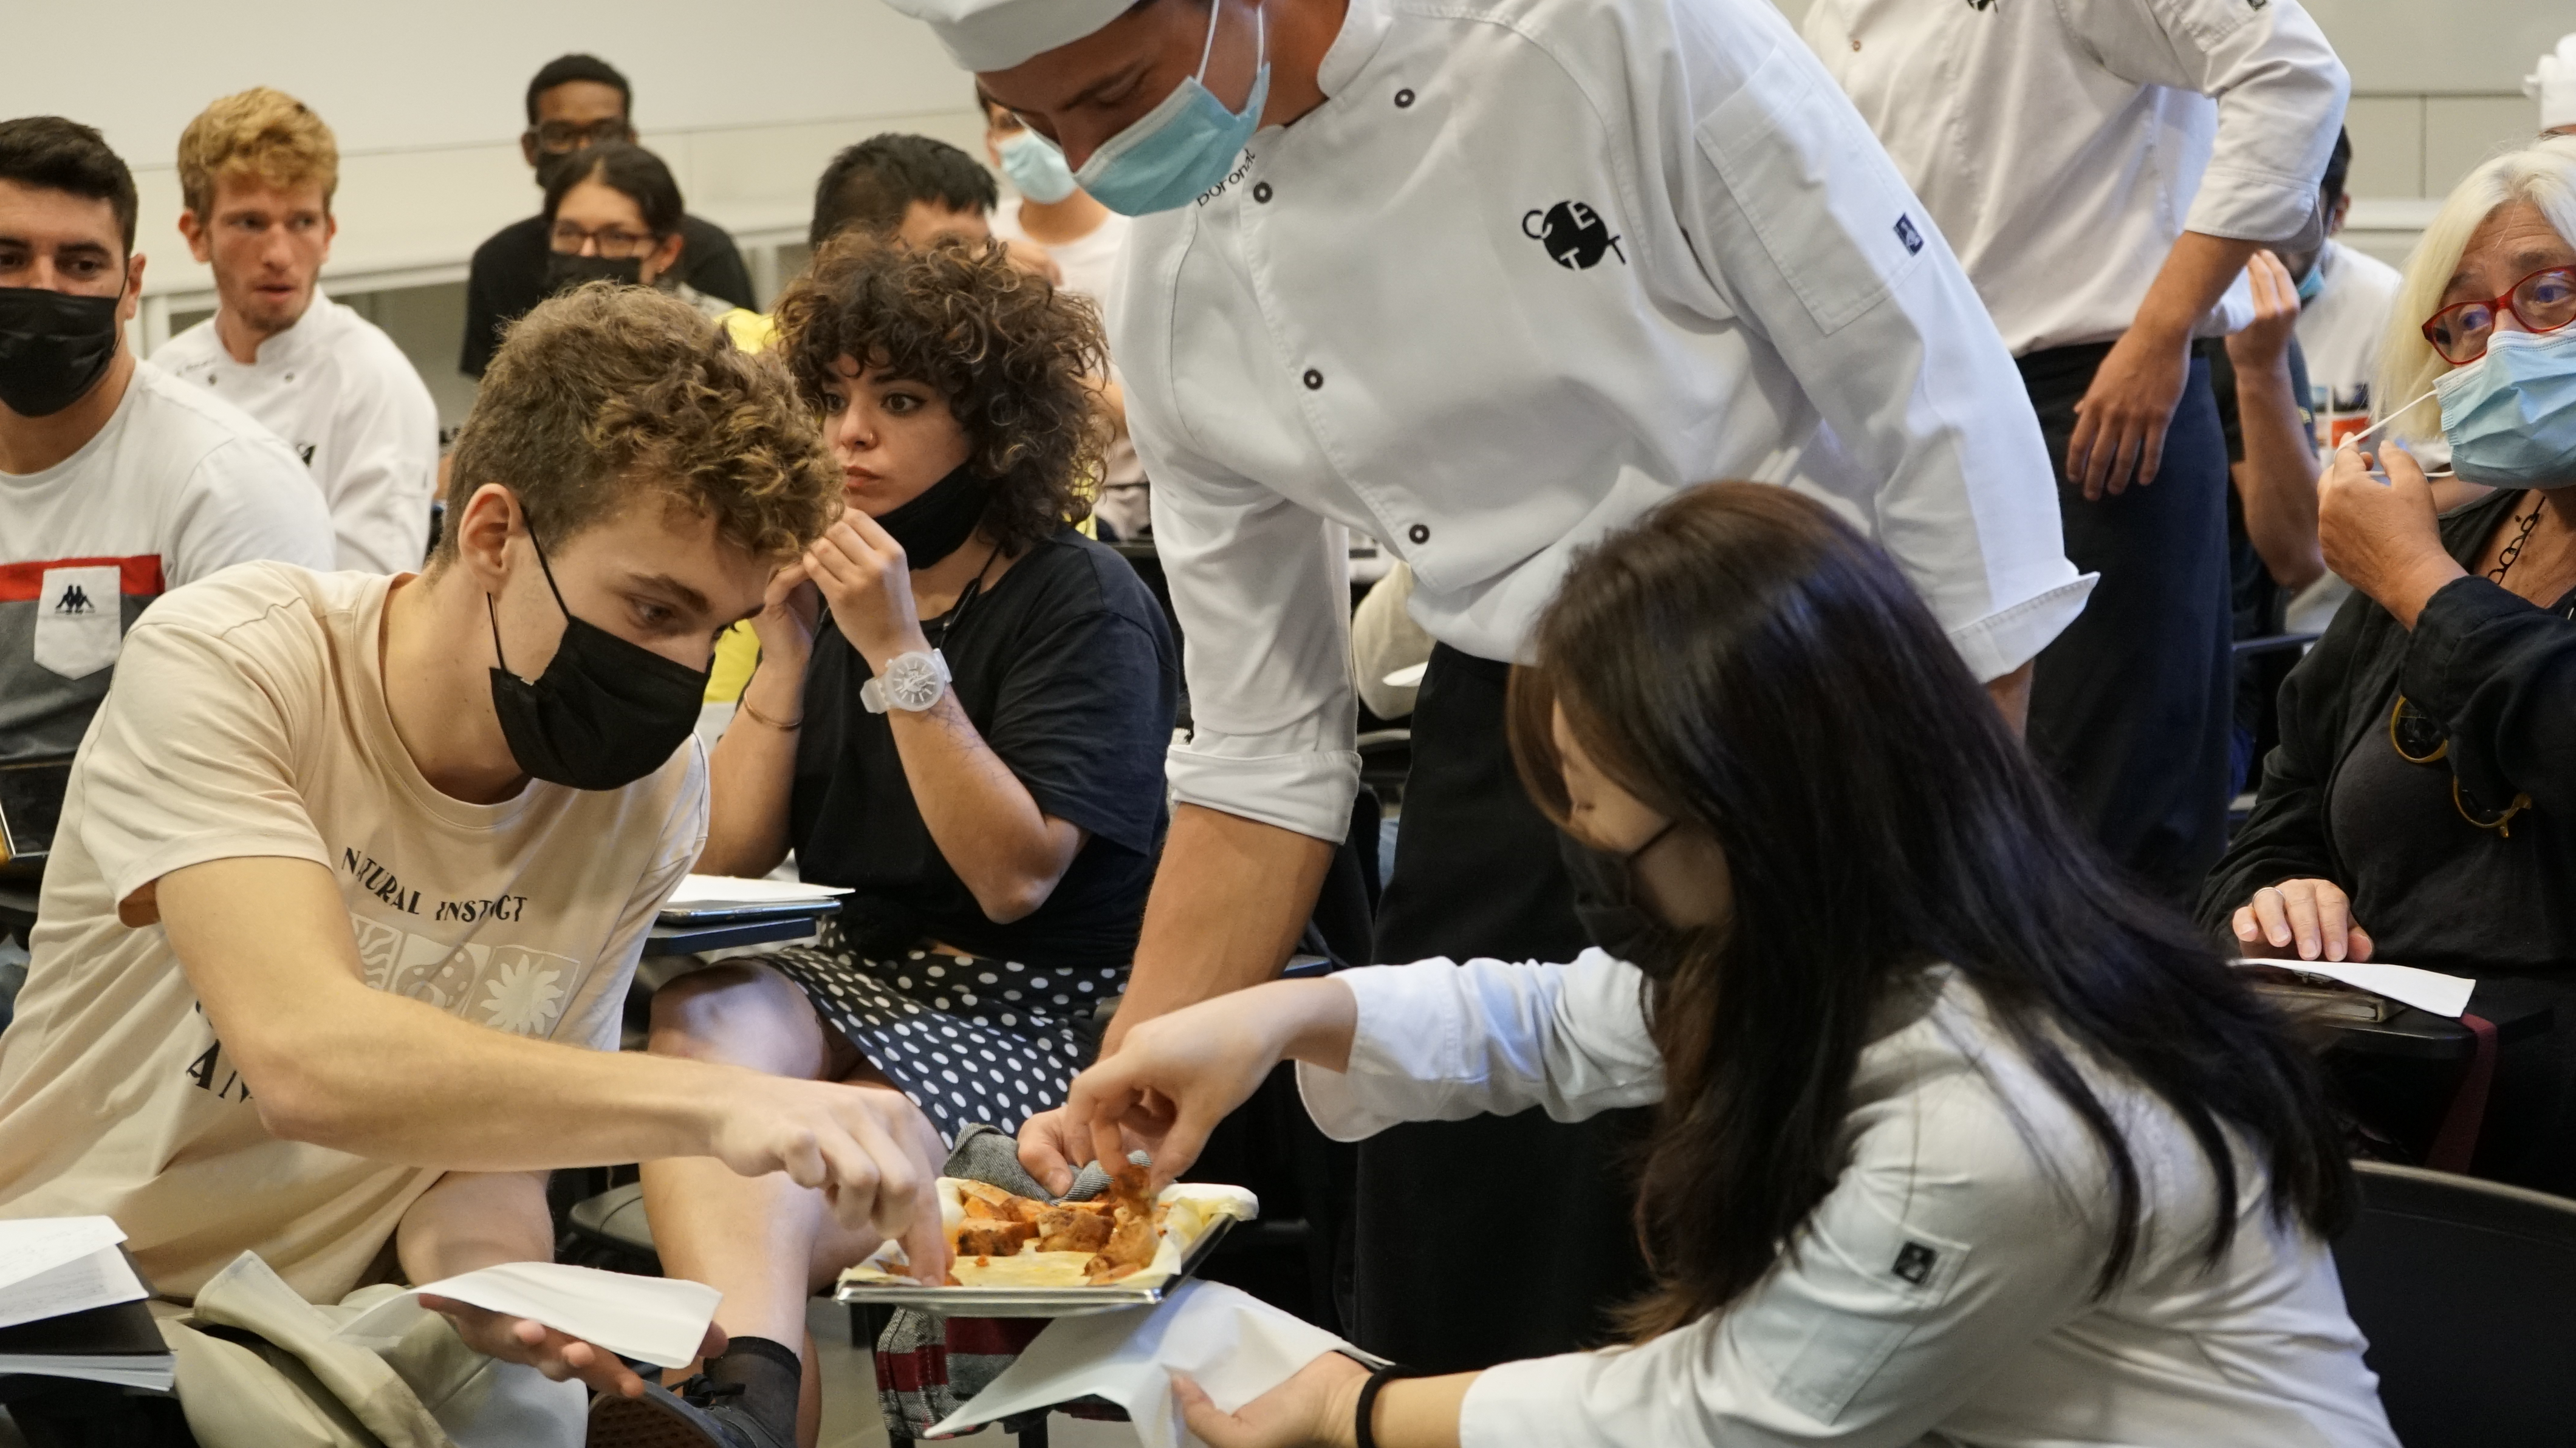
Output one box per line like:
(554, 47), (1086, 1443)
(1073, 0), (1269, 216)
(998, 128), (1081, 205)
(2432, 326), (2576, 488)
(2295, 258), (2326, 304)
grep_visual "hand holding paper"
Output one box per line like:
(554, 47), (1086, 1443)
(338, 1261), (725, 1393)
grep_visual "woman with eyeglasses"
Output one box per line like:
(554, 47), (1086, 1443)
(538, 141), (764, 344)
(2202, 133), (2576, 1192)
(1054, 483), (2394, 1448)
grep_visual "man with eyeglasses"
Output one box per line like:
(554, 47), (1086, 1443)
(459, 53), (759, 379)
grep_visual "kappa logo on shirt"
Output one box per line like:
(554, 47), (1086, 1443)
(1891, 1240), (1939, 1285)
(52, 584), (94, 615)
(296, 442), (317, 467)
(1523, 201), (1627, 270)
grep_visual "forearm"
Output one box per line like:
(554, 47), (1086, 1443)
(2233, 366), (2325, 589)
(886, 694), (1077, 921)
(2134, 233), (2266, 342)
(1102, 804), (1335, 1053)
(700, 654), (806, 877)
(397, 1170), (555, 1282)
(160, 858), (752, 1168)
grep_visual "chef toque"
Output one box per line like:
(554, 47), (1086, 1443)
(2529, 33), (2576, 132)
(882, 0), (1143, 72)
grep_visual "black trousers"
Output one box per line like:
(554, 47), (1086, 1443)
(1353, 645), (1653, 1373)
(2019, 342), (2236, 901)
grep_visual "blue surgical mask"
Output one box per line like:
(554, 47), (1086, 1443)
(2434, 327), (2576, 488)
(999, 129), (1082, 205)
(2295, 259), (2326, 304)
(1073, 0), (1269, 216)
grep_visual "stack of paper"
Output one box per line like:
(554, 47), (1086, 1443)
(0, 1217), (173, 1389)
(659, 873), (852, 922)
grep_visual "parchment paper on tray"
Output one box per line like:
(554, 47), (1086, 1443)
(841, 1177), (1258, 1294)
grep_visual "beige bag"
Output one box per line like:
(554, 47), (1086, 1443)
(156, 1252), (584, 1448)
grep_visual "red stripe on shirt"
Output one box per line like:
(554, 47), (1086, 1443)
(0, 555), (166, 603)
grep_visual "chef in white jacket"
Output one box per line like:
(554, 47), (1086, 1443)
(887, 0), (2090, 1369)
(1802, 0), (2349, 900)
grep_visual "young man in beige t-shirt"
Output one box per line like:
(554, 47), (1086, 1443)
(0, 285), (948, 1427)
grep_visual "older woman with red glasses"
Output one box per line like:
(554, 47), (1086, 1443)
(2201, 133), (2576, 1190)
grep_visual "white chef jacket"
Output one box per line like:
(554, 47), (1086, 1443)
(156, 289), (440, 575)
(1118, 0), (2092, 842)
(1803, 0), (2348, 358)
(1298, 952), (2400, 1447)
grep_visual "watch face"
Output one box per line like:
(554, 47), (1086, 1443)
(887, 654), (946, 711)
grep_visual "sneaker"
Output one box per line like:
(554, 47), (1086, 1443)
(587, 1376), (794, 1448)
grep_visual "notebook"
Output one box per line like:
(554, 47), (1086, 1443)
(0, 1218), (173, 1390)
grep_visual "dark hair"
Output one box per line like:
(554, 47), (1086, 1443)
(525, 53), (632, 126)
(440, 284), (838, 566)
(543, 141), (685, 240)
(809, 134), (998, 250)
(0, 117), (137, 256)
(2320, 126), (2353, 213)
(1508, 483), (2352, 1339)
(773, 232), (1106, 555)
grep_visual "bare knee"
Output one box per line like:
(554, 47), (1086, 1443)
(647, 962), (832, 1077)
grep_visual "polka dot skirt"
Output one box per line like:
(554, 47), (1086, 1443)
(766, 940), (1121, 1144)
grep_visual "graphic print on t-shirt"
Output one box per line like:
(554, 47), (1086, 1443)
(339, 845), (573, 1037)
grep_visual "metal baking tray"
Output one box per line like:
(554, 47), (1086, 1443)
(832, 1215), (1237, 1318)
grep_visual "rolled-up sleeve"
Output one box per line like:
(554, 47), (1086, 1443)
(1672, 34), (2092, 680)
(1143, 429), (1362, 843)
(1295, 949), (1665, 1138)
(2077, 0), (2348, 245)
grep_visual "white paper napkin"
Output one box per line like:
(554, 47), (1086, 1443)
(928, 1280), (1374, 1448)
(2235, 958), (2476, 1018)
(333, 1262), (721, 1368)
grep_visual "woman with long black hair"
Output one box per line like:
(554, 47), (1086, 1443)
(1058, 483), (2395, 1446)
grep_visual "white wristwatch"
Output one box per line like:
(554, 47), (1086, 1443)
(861, 649), (952, 714)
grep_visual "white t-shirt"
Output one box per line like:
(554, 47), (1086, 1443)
(0, 564), (707, 1301)
(2297, 239), (2406, 451)
(994, 199), (1146, 527)
(0, 361), (335, 766)
(154, 289), (441, 575)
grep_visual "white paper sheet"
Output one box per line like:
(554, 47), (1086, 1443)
(0, 1246), (146, 1332)
(0, 1355), (174, 1391)
(332, 1262), (721, 1369)
(665, 874), (852, 906)
(0, 1218), (129, 1300)
(1382, 663), (1428, 689)
(928, 1280), (1373, 1448)
(2235, 958), (2476, 1018)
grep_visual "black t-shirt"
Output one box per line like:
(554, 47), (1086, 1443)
(459, 213), (757, 377)
(790, 528), (1178, 974)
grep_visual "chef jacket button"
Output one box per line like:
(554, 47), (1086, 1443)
(1253, 181), (1273, 203)
(1394, 88), (1416, 108)
(1407, 523), (1430, 545)
(1849, 36), (1861, 50)
(1303, 368), (1324, 390)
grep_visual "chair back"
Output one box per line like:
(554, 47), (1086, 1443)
(2334, 1161), (2576, 1447)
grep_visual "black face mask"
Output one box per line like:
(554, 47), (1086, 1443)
(0, 285), (121, 418)
(1561, 821), (1688, 979)
(544, 251), (645, 296)
(487, 529), (709, 791)
(874, 462), (989, 569)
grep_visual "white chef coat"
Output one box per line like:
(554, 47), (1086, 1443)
(156, 288), (440, 575)
(1118, 0), (2091, 842)
(1804, 0), (2348, 358)
(1298, 952), (2401, 1448)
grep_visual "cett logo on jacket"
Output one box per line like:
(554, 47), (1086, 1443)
(1524, 201), (1627, 269)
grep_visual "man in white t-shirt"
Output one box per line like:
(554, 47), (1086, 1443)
(2280, 129), (2405, 454)
(0, 116), (335, 781)
(157, 88), (439, 575)
(979, 87), (1149, 538)
(0, 284), (949, 1439)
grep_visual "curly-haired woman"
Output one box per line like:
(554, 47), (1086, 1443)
(614, 237), (1177, 1448)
